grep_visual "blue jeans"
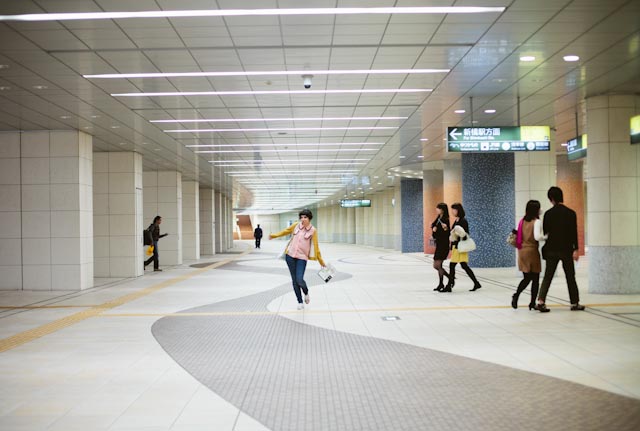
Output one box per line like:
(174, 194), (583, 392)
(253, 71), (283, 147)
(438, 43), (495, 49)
(285, 255), (308, 303)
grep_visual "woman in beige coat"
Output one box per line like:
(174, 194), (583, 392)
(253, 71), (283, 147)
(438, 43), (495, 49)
(512, 200), (546, 309)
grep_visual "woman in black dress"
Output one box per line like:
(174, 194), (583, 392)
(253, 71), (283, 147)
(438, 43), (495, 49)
(431, 203), (451, 291)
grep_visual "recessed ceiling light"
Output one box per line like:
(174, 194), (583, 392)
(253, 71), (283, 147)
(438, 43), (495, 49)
(560, 143), (568, 147)
(563, 55), (580, 62)
(32, 85), (48, 90)
(60, 115), (71, 119)
(185, 142), (383, 148)
(90, 115), (100, 118)
(167, 126), (397, 133)
(484, 109), (496, 114)
(0, 86), (10, 91)
(110, 125), (120, 129)
(399, 155), (406, 159)
(0, 64), (9, 69)
(491, 78), (506, 83)
(113, 89), (432, 97)
(195, 149), (377, 154)
(420, 138), (429, 141)
(520, 56), (536, 62)
(454, 109), (466, 114)
(417, 155), (424, 158)
(1, 7), (505, 23)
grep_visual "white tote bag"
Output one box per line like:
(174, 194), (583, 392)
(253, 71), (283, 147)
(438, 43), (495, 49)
(457, 236), (477, 253)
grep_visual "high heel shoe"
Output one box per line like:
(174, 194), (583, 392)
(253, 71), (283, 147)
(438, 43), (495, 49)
(528, 303), (535, 310)
(470, 283), (482, 292)
(434, 284), (444, 292)
(441, 282), (453, 292)
(511, 294), (518, 309)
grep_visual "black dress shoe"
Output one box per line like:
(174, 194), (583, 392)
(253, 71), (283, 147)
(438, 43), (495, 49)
(470, 284), (482, 292)
(536, 303), (550, 313)
(570, 304), (585, 311)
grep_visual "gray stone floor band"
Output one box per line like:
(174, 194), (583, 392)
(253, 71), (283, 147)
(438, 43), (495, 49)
(151, 259), (640, 430)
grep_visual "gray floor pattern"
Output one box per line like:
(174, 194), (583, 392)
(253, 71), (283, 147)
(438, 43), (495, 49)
(151, 258), (640, 430)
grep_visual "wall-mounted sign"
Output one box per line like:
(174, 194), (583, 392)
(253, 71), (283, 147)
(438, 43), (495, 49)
(566, 134), (587, 161)
(446, 126), (550, 152)
(340, 199), (371, 208)
(631, 115), (640, 145)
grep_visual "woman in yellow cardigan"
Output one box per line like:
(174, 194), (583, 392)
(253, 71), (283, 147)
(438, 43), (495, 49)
(269, 209), (325, 310)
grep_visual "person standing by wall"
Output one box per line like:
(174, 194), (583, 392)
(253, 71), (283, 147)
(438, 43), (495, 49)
(269, 209), (325, 310)
(144, 215), (168, 272)
(254, 224), (263, 249)
(536, 187), (585, 312)
(512, 200), (546, 310)
(442, 203), (482, 292)
(431, 203), (451, 292)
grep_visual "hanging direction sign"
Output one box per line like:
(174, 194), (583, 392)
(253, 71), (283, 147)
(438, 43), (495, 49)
(446, 126), (550, 153)
(340, 199), (371, 208)
(566, 134), (587, 161)
(631, 115), (640, 145)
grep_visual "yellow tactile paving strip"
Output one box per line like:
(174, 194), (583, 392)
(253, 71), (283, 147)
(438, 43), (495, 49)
(0, 249), (252, 354)
(97, 302), (640, 318)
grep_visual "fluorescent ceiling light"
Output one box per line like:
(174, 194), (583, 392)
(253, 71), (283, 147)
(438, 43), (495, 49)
(186, 143), (384, 148)
(484, 109), (496, 114)
(114, 89), (431, 97)
(211, 159), (370, 163)
(152, 116), (407, 123)
(168, 127), (397, 133)
(2, 7), (505, 22)
(216, 163), (366, 166)
(420, 138), (429, 141)
(195, 149), (378, 153)
(87, 69), (449, 79)
(454, 109), (466, 114)
(563, 55), (580, 62)
(520, 56), (536, 62)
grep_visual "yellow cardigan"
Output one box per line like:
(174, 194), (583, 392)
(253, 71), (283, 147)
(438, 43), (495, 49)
(271, 223), (325, 267)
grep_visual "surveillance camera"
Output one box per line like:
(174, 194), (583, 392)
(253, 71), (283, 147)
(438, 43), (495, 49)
(302, 74), (313, 89)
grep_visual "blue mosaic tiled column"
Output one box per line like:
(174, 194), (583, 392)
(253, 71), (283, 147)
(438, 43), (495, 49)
(401, 179), (424, 252)
(461, 153), (515, 267)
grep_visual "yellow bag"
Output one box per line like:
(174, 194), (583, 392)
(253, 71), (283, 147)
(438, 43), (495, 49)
(146, 245), (154, 256)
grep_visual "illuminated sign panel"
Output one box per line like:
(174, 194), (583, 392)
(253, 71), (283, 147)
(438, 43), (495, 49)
(340, 199), (371, 208)
(567, 134), (587, 161)
(631, 115), (640, 145)
(447, 126), (550, 152)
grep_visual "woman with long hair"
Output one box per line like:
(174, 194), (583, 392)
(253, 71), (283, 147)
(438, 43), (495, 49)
(269, 209), (325, 310)
(431, 203), (451, 291)
(512, 200), (546, 309)
(442, 202), (481, 292)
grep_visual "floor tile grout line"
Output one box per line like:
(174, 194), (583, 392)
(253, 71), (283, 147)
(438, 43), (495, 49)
(0, 246), (253, 354)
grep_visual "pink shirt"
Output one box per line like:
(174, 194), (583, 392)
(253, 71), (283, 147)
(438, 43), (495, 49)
(287, 223), (315, 260)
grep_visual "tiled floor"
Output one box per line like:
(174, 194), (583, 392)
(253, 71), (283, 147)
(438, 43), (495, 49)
(0, 240), (639, 430)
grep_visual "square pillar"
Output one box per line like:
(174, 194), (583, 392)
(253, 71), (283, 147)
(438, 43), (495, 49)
(199, 188), (215, 256)
(93, 152), (143, 278)
(0, 132), (22, 290)
(182, 180), (200, 261)
(21, 131), (93, 290)
(214, 191), (223, 253)
(143, 171), (182, 265)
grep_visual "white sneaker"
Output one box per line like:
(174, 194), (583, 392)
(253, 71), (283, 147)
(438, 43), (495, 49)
(304, 293), (310, 304)
(297, 303), (304, 310)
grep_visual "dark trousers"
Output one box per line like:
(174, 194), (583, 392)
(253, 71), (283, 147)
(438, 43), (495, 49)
(144, 240), (159, 269)
(285, 255), (308, 303)
(255, 237), (261, 248)
(538, 252), (580, 304)
(515, 272), (539, 305)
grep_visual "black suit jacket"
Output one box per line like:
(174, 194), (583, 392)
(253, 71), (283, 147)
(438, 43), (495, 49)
(542, 204), (578, 255)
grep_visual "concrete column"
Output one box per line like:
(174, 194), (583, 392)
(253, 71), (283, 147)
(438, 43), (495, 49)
(346, 207), (356, 244)
(20, 131), (93, 290)
(214, 191), (223, 253)
(394, 186), (402, 251)
(557, 156), (586, 256)
(94, 152), (143, 278)
(374, 193), (384, 247)
(338, 205), (346, 243)
(586, 94), (640, 293)
(199, 188), (215, 256)
(381, 189), (393, 249)
(0, 132), (22, 289)
(443, 159), (463, 205)
(227, 198), (234, 249)
(182, 180), (200, 261)
(423, 167), (444, 254)
(400, 179), (424, 252)
(462, 153), (515, 267)
(143, 171), (182, 266)
(515, 148), (556, 224)
(355, 206), (364, 245)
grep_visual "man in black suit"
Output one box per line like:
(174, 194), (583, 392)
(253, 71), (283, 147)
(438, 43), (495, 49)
(536, 187), (585, 312)
(254, 224), (263, 249)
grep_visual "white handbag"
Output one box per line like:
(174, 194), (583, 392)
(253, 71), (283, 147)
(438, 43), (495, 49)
(457, 236), (477, 253)
(317, 264), (336, 283)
